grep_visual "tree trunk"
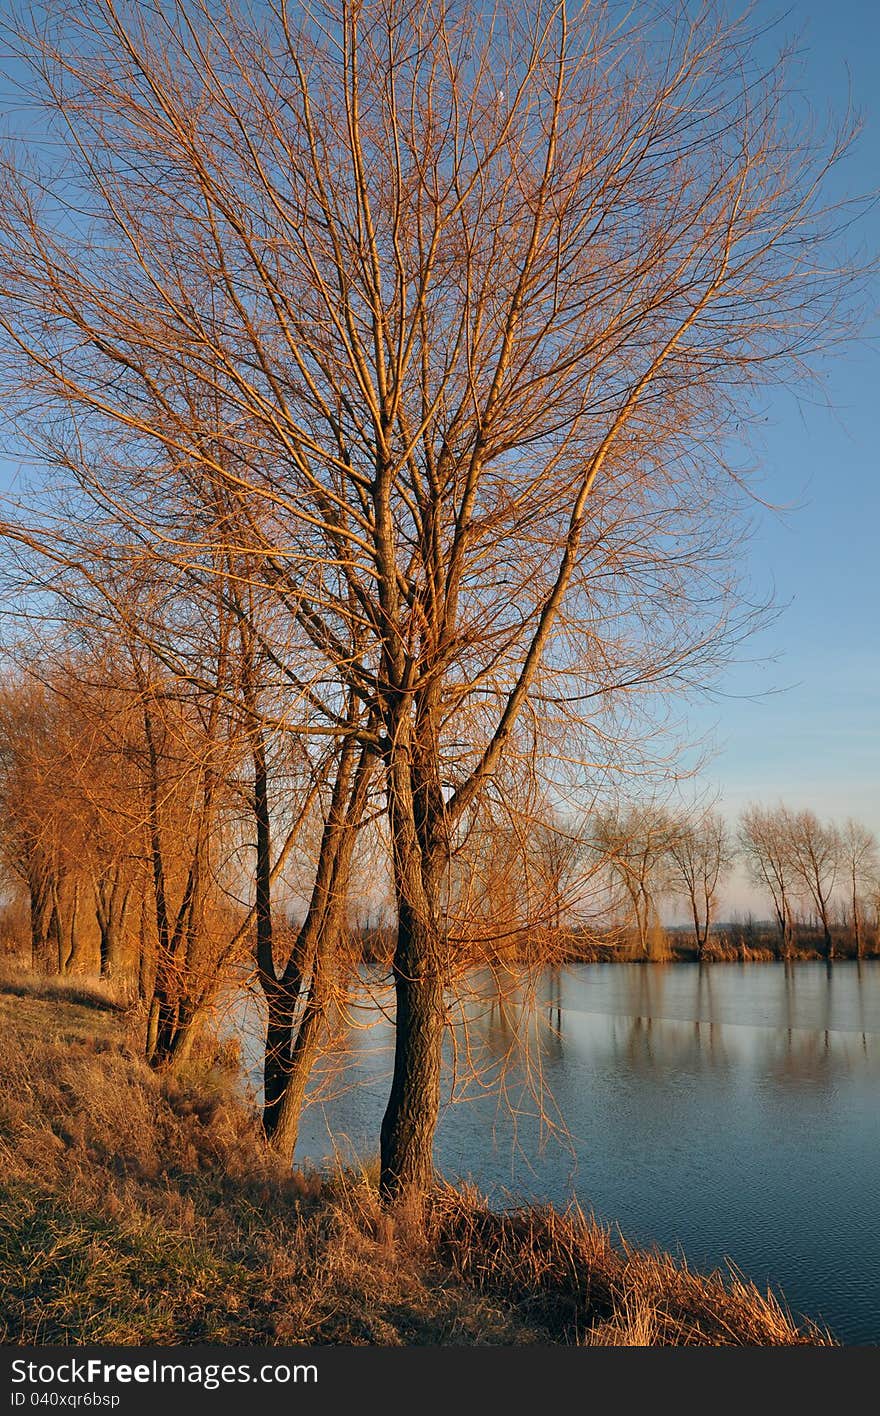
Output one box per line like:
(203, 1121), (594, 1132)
(258, 724), (374, 1159)
(29, 865), (61, 974)
(380, 751), (445, 1202)
(50, 878), (64, 974)
(636, 894), (649, 958)
(782, 898), (794, 961)
(61, 879), (84, 974)
(853, 878), (862, 959)
(822, 916), (834, 961)
(251, 724), (298, 1139)
(262, 990), (296, 1138)
(96, 876), (124, 978)
(268, 979), (327, 1161)
(166, 994), (203, 1066)
(772, 901), (786, 958)
(137, 894), (155, 1002)
(380, 898), (444, 1201)
(691, 898), (705, 961)
(150, 985), (179, 1064)
(145, 996), (160, 1060)
(143, 704), (177, 1065)
(98, 905), (128, 979)
(98, 916), (113, 978)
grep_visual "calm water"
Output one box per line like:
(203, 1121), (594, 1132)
(234, 962), (880, 1344)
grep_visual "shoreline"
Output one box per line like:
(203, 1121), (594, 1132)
(0, 974), (832, 1347)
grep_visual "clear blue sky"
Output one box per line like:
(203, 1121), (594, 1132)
(682, 1), (880, 848)
(0, 1), (877, 858)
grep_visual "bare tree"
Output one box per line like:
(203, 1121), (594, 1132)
(446, 766), (592, 969)
(593, 802), (677, 959)
(0, 0), (864, 1200)
(0, 491), (382, 1157)
(738, 804), (799, 959)
(786, 810), (840, 961)
(0, 665), (141, 977)
(198, 531), (382, 1160)
(839, 819), (878, 959)
(667, 809), (734, 960)
(528, 810), (592, 953)
(0, 676), (76, 973)
(253, 701), (378, 1159)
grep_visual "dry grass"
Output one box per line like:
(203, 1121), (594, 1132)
(0, 962), (129, 1014)
(0, 974), (831, 1346)
(0, 977), (539, 1345)
(427, 1186), (830, 1345)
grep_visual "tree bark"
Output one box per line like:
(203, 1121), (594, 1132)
(822, 916), (834, 962)
(61, 878), (83, 974)
(251, 724), (299, 1139)
(852, 867), (863, 959)
(95, 874), (128, 978)
(137, 893), (154, 1002)
(98, 914), (122, 978)
(379, 743), (445, 1202)
(29, 862), (61, 974)
(379, 893), (445, 1202)
(262, 990), (296, 1137)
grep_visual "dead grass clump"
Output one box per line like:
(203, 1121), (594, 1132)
(428, 1184), (831, 1346)
(428, 1184), (620, 1338)
(701, 939), (778, 963)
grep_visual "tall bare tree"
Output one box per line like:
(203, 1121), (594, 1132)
(839, 819), (878, 959)
(0, 675), (78, 973)
(668, 808), (734, 960)
(738, 804), (798, 959)
(594, 802), (677, 958)
(787, 810), (840, 961)
(0, 0), (864, 1199)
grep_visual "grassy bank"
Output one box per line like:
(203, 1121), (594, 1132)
(0, 974), (830, 1346)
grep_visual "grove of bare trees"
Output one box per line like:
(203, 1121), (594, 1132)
(0, 0), (870, 1203)
(738, 805), (878, 961)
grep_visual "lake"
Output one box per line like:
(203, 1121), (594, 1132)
(233, 961), (880, 1345)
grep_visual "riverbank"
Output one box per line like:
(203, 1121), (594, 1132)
(355, 924), (880, 967)
(0, 974), (830, 1346)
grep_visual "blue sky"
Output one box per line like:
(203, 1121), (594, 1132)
(681, 1), (880, 850)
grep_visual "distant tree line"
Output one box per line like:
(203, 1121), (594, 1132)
(588, 801), (879, 962)
(0, 0), (866, 1202)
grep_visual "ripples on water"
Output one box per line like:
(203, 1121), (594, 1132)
(233, 961), (880, 1345)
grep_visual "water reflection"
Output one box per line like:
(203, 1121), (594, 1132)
(445, 960), (878, 1084)
(234, 962), (880, 1344)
